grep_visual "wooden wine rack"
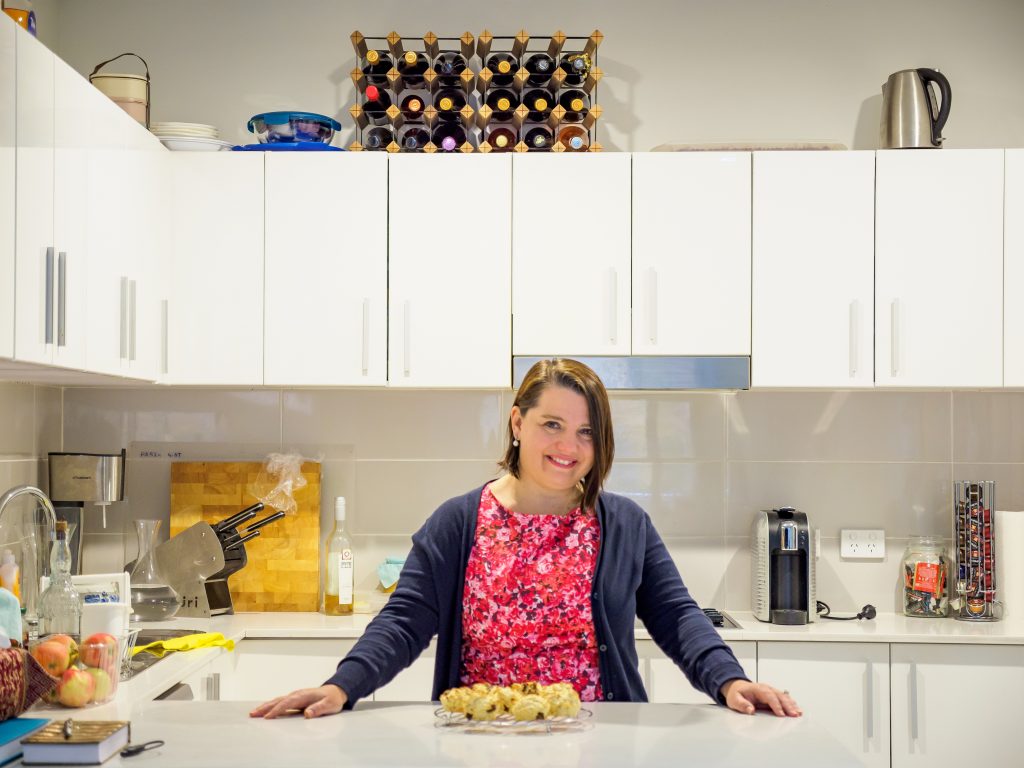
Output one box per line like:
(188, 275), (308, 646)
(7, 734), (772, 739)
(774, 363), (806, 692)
(348, 29), (603, 153)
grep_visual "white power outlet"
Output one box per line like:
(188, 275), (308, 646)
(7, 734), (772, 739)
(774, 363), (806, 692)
(840, 529), (886, 559)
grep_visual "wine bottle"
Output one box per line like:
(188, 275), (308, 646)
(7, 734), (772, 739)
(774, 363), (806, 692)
(524, 125), (553, 151)
(486, 53), (518, 87)
(398, 50), (429, 88)
(524, 52), (554, 87)
(363, 85), (392, 126)
(557, 125), (589, 152)
(363, 126), (394, 151)
(433, 88), (468, 122)
(486, 126), (517, 152)
(324, 497), (354, 616)
(560, 52), (592, 86)
(361, 50), (393, 87)
(401, 93), (426, 121)
(434, 52), (467, 87)
(558, 89), (591, 122)
(432, 123), (467, 152)
(484, 88), (520, 121)
(400, 126), (431, 151)
(523, 89), (553, 121)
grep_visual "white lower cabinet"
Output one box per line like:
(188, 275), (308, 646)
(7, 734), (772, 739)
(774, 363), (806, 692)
(758, 641), (889, 768)
(890, 643), (1024, 767)
(638, 639), (756, 705)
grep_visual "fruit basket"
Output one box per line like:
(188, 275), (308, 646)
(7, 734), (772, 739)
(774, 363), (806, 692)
(433, 707), (593, 734)
(29, 633), (121, 707)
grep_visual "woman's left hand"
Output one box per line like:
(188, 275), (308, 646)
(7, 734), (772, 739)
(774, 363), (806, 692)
(719, 679), (802, 717)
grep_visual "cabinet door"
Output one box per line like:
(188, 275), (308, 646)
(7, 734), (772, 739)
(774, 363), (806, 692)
(388, 154), (511, 387)
(891, 643), (1024, 766)
(51, 58), (92, 371)
(512, 153), (631, 355)
(373, 641), (436, 702)
(0, 18), (14, 359)
(633, 152), (750, 355)
(1006, 150), (1024, 385)
(876, 150), (1004, 386)
(265, 152), (387, 386)
(641, 639), (756, 705)
(758, 642), (889, 768)
(752, 152), (875, 387)
(14, 27), (54, 365)
(166, 153), (264, 385)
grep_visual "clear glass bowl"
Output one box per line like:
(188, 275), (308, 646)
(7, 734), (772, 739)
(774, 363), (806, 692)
(30, 633), (121, 707)
(247, 111), (341, 144)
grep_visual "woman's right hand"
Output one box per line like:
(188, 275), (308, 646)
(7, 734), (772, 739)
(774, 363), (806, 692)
(249, 684), (348, 719)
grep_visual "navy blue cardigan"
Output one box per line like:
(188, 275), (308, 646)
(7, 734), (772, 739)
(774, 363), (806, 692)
(325, 485), (748, 707)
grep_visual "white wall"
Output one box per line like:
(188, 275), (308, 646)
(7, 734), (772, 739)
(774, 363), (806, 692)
(43, 0), (1024, 150)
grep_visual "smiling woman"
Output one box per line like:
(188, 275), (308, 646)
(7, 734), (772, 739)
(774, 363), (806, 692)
(250, 359), (801, 721)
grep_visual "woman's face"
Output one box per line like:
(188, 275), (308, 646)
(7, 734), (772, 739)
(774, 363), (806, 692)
(510, 385), (595, 496)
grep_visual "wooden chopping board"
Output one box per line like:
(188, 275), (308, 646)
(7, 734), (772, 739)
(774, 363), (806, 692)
(169, 461), (321, 612)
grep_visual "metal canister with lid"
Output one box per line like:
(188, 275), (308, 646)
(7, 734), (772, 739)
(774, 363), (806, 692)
(902, 535), (949, 617)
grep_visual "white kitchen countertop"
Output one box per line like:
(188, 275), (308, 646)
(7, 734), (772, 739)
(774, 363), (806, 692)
(59, 700), (860, 768)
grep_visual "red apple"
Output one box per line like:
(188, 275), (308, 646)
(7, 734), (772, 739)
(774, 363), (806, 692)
(48, 634), (79, 665)
(84, 667), (113, 702)
(57, 667), (95, 708)
(31, 640), (70, 676)
(80, 633), (119, 669)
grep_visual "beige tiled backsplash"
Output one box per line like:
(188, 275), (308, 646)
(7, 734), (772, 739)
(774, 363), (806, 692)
(2, 383), (1024, 613)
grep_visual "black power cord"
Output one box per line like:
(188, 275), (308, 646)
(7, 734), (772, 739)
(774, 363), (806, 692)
(816, 600), (877, 621)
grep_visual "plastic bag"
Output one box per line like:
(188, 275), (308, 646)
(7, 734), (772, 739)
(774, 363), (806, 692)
(250, 453), (310, 515)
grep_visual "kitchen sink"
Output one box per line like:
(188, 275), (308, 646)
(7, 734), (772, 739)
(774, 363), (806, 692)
(122, 628), (203, 681)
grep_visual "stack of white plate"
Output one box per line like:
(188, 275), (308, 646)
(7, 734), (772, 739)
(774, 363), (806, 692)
(150, 122), (232, 151)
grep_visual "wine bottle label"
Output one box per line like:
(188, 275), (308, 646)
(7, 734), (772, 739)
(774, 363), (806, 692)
(328, 550), (354, 602)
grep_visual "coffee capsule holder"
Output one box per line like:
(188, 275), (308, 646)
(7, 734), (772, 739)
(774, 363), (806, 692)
(347, 29), (603, 153)
(953, 480), (1002, 621)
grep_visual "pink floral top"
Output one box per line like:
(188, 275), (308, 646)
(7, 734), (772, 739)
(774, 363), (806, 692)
(460, 484), (604, 701)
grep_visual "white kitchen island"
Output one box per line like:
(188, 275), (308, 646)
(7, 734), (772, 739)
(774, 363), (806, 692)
(66, 700), (856, 768)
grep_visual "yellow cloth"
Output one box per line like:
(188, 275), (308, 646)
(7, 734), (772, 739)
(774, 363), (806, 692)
(131, 632), (235, 658)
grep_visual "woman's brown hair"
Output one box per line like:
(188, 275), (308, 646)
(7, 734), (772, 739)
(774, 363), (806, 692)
(499, 358), (614, 511)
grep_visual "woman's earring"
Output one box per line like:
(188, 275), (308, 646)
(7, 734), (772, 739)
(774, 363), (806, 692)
(512, 438), (520, 448)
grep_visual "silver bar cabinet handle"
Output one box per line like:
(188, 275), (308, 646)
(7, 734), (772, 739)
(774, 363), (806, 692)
(909, 661), (919, 742)
(119, 277), (128, 360)
(57, 251), (67, 347)
(44, 247), (54, 344)
(864, 660), (873, 740)
(361, 298), (370, 376)
(129, 279), (137, 362)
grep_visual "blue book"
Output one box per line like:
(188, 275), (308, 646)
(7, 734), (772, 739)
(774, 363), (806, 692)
(0, 717), (49, 766)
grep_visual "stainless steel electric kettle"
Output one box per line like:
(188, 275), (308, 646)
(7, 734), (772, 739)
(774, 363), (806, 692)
(879, 68), (952, 148)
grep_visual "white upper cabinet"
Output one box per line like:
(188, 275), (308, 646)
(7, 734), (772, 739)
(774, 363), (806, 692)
(166, 153), (264, 385)
(1006, 150), (1024, 386)
(752, 151), (875, 387)
(633, 152), (751, 356)
(512, 153), (631, 356)
(13, 27), (54, 365)
(264, 152), (387, 386)
(388, 154), (511, 387)
(875, 150), (1004, 387)
(0, 18), (14, 359)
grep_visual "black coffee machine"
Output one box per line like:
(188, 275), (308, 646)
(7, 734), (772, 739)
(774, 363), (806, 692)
(751, 508), (816, 625)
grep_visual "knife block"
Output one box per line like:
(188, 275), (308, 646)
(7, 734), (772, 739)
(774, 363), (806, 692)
(153, 522), (228, 618)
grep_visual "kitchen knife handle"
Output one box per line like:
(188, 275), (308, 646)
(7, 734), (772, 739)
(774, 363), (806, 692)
(214, 502), (264, 532)
(864, 659), (873, 740)
(647, 267), (658, 344)
(245, 510), (286, 533)
(361, 298), (370, 376)
(403, 300), (411, 377)
(225, 530), (260, 551)
(44, 247), (54, 345)
(890, 299), (900, 377)
(607, 268), (617, 344)
(57, 251), (67, 347)
(849, 300), (859, 377)
(909, 661), (918, 741)
(120, 276), (129, 360)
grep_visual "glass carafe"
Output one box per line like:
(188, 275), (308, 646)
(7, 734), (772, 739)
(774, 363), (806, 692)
(129, 519), (180, 621)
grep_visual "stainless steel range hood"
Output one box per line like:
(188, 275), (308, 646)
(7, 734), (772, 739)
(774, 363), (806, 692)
(512, 356), (750, 390)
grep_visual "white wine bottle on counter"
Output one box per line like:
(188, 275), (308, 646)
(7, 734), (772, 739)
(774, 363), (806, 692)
(324, 497), (354, 616)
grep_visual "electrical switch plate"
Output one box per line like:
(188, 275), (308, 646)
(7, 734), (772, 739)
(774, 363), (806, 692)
(840, 529), (886, 559)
